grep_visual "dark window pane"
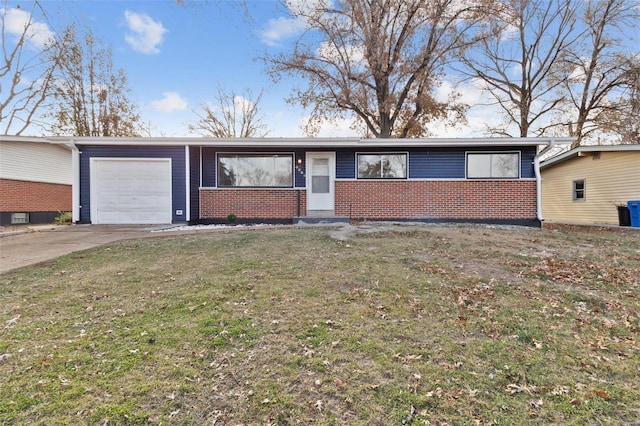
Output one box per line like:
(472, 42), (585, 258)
(217, 155), (293, 187)
(358, 154), (407, 179)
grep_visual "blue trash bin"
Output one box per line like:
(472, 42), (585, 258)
(628, 201), (640, 228)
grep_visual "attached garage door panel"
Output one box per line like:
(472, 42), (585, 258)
(92, 159), (172, 224)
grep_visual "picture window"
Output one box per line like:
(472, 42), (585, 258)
(466, 152), (520, 179)
(357, 153), (407, 179)
(217, 154), (293, 187)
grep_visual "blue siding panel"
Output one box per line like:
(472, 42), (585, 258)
(520, 148), (536, 179)
(202, 147), (217, 187)
(79, 145), (186, 223)
(336, 150), (356, 179)
(412, 149), (466, 179)
(294, 149), (306, 188)
(189, 146), (201, 222)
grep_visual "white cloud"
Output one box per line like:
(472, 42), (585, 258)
(258, 0), (336, 46)
(151, 92), (188, 112)
(435, 78), (490, 106)
(501, 24), (519, 41)
(124, 10), (167, 54)
(232, 95), (255, 112)
(258, 16), (307, 47)
(1, 7), (55, 49)
(317, 41), (365, 66)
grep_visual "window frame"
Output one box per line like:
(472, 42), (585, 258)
(11, 212), (29, 224)
(356, 152), (408, 180)
(216, 152), (295, 188)
(572, 179), (586, 201)
(465, 151), (521, 179)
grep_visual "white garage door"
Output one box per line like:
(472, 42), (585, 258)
(91, 158), (172, 224)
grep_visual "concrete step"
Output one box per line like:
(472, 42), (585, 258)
(293, 216), (350, 225)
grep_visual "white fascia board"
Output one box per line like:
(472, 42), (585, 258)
(56, 136), (575, 148)
(61, 137), (360, 147)
(0, 135), (46, 143)
(0, 135), (73, 150)
(540, 144), (640, 169)
(358, 137), (575, 147)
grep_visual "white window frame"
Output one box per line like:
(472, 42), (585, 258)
(572, 179), (586, 201)
(465, 151), (521, 179)
(356, 152), (408, 179)
(216, 153), (295, 188)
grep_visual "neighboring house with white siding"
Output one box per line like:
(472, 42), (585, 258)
(0, 136), (72, 225)
(540, 145), (640, 226)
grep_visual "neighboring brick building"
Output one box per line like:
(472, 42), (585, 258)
(65, 136), (572, 227)
(0, 137), (72, 225)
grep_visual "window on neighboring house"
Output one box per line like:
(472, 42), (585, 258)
(466, 152), (520, 178)
(217, 154), (293, 187)
(573, 179), (585, 201)
(357, 153), (407, 179)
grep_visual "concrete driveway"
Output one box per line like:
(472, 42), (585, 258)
(0, 225), (174, 274)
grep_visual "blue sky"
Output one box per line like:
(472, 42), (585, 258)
(47, 0), (311, 137)
(6, 0), (497, 137)
(5, 0), (367, 137)
(4, 0), (638, 139)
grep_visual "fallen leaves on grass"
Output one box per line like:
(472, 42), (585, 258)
(5, 315), (20, 327)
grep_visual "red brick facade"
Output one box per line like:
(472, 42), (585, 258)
(0, 179), (72, 212)
(200, 188), (307, 220)
(335, 180), (537, 220)
(199, 180), (537, 222)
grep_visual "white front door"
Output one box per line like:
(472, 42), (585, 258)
(306, 152), (335, 213)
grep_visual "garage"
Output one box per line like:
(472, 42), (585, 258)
(90, 158), (172, 224)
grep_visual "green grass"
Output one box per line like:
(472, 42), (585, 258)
(1, 224), (639, 424)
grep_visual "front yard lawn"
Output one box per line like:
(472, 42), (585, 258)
(1, 224), (639, 424)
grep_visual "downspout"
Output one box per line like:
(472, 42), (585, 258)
(44, 137), (80, 223)
(55, 137), (81, 224)
(534, 140), (556, 224)
(185, 145), (190, 224)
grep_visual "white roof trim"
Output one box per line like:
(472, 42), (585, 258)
(0, 135), (73, 150)
(48, 136), (576, 148)
(541, 144), (640, 169)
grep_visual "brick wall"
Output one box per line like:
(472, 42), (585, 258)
(200, 189), (307, 220)
(0, 179), (72, 212)
(335, 180), (537, 220)
(199, 181), (537, 222)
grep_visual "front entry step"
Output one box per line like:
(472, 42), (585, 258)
(293, 216), (350, 225)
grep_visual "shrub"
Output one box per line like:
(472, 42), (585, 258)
(54, 211), (72, 224)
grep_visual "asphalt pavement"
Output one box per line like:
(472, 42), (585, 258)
(0, 224), (173, 274)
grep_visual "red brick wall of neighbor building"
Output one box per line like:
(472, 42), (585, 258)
(200, 189), (307, 219)
(0, 179), (72, 212)
(335, 180), (537, 220)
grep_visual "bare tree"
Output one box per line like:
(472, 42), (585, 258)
(188, 88), (269, 137)
(461, 0), (579, 137)
(558, 0), (639, 147)
(264, 0), (483, 138)
(0, 1), (59, 135)
(46, 24), (141, 137)
(596, 59), (640, 144)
